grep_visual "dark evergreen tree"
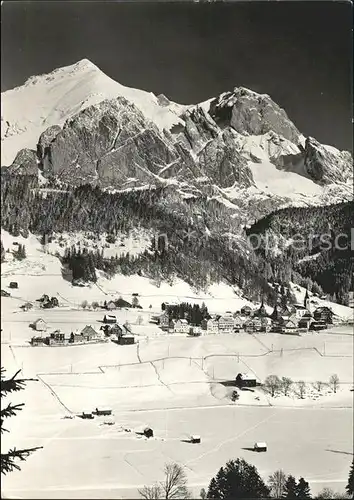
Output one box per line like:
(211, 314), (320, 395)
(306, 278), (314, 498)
(13, 244), (26, 261)
(270, 304), (281, 322)
(1, 368), (42, 474)
(304, 289), (310, 307)
(347, 460), (354, 497)
(206, 458), (270, 499)
(1, 240), (5, 263)
(283, 475), (298, 498)
(295, 477), (311, 499)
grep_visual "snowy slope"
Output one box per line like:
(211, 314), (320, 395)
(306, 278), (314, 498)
(1, 59), (186, 165)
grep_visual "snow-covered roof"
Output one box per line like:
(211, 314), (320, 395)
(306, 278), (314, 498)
(178, 319), (188, 324)
(104, 314), (116, 319)
(255, 442), (267, 447)
(191, 435), (201, 440)
(239, 373), (257, 381)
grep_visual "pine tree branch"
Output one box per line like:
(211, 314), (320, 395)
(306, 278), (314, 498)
(1, 368), (38, 397)
(1, 402), (25, 433)
(1, 446), (43, 475)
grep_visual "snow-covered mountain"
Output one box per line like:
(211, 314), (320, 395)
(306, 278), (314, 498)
(1, 59), (186, 166)
(1, 59), (352, 305)
(1, 58), (353, 220)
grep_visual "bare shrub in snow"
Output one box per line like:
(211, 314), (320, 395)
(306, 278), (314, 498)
(139, 462), (189, 499)
(161, 462), (190, 499)
(281, 377), (293, 396)
(264, 375), (281, 397)
(91, 301), (99, 310)
(268, 469), (288, 498)
(314, 381), (323, 392)
(297, 380), (306, 399)
(132, 296), (140, 308)
(138, 484), (162, 499)
(81, 300), (88, 309)
(315, 487), (349, 499)
(329, 374), (340, 393)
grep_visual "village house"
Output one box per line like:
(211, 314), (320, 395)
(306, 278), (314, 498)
(201, 318), (219, 334)
(21, 302), (33, 312)
(116, 333), (135, 345)
(240, 305), (252, 316)
(174, 319), (190, 333)
(110, 323), (124, 337)
(188, 326), (202, 336)
(159, 311), (170, 331)
(30, 336), (47, 346)
(233, 316), (243, 332)
(298, 311), (313, 330)
(32, 318), (47, 332)
(218, 314), (235, 333)
(244, 318), (262, 333)
(236, 373), (257, 388)
(106, 301), (116, 311)
(70, 332), (85, 344)
(310, 320), (328, 331)
(282, 316), (299, 334)
(80, 325), (100, 342)
(47, 330), (66, 345)
(103, 314), (117, 324)
(94, 407), (112, 416)
(313, 306), (333, 324)
(293, 304), (310, 319)
(260, 317), (272, 332)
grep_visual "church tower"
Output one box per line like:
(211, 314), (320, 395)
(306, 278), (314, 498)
(304, 289), (310, 311)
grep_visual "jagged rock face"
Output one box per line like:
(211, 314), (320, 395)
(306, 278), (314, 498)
(39, 96), (251, 188)
(198, 129), (254, 188)
(304, 137), (353, 185)
(4, 148), (38, 176)
(209, 87), (301, 143)
(97, 128), (179, 186)
(37, 125), (62, 162)
(42, 97), (180, 185)
(180, 107), (219, 151)
(156, 94), (170, 107)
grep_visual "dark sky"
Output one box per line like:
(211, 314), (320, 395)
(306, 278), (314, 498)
(1, 1), (352, 150)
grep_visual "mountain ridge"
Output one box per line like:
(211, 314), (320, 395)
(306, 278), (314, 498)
(1, 59), (353, 305)
(2, 61), (352, 217)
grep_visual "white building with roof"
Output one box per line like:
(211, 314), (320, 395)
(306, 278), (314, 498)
(174, 319), (190, 333)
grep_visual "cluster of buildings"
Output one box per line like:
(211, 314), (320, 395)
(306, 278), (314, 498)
(30, 321), (105, 346)
(101, 315), (135, 345)
(154, 291), (335, 336)
(30, 314), (136, 347)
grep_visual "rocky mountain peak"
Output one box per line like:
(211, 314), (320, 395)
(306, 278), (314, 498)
(304, 136), (353, 185)
(209, 86), (301, 143)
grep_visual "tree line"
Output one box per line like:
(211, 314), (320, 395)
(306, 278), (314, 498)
(2, 175), (351, 304)
(139, 457), (354, 499)
(247, 201), (354, 306)
(161, 301), (210, 325)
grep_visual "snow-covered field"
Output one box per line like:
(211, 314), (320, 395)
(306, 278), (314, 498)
(1, 230), (353, 498)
